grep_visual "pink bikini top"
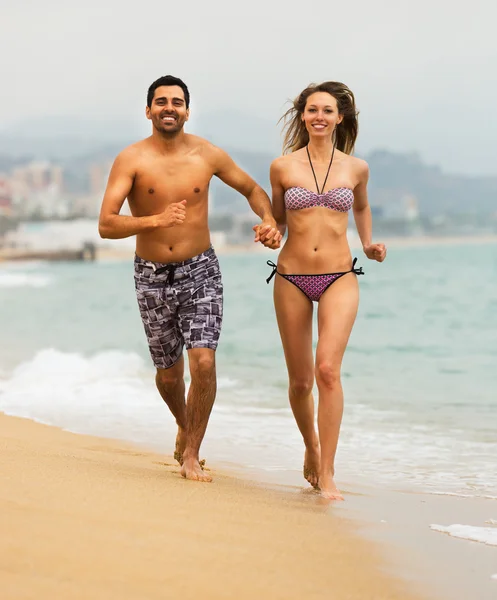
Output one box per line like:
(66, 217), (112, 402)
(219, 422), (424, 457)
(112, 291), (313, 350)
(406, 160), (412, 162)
(284, 186), (354, 212)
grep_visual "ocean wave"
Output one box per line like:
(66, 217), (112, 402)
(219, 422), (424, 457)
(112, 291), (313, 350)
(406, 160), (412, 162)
(0, 348), (237, 390)
(430, 524), (497, 546)
(0, 272), (53, 288)
(0, 349), (239, 438)
(429, 492), (497, 500)
(0, 349), (154, 431)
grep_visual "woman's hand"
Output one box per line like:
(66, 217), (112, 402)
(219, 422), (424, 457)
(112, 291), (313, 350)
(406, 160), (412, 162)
(363, 243), (387, 262)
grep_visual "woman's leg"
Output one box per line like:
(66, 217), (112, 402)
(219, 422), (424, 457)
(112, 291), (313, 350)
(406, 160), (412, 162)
(315, 274), (359, 499)
(273, 276), (319, 487)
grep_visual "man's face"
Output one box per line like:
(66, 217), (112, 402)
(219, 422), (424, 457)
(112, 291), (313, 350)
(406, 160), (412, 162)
(146, 85), (189, 135)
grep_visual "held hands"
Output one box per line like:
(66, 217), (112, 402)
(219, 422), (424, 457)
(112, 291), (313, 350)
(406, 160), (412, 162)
(155, 200), (187, 228)
(363, 243), (387, 262)
(252, 219), (282, 250)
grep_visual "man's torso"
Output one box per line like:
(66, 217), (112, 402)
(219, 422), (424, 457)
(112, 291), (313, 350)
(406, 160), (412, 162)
(128, 135), (216, 262)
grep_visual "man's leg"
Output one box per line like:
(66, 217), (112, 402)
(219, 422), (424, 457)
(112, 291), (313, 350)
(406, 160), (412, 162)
(134, 255), (186, 463)
(155, 355), (187, 464)
(180, 348), (216, 482)
(176, 246), (223, 482)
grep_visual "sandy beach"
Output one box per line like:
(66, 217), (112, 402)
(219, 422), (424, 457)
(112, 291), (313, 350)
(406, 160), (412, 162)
(0, 413), (427, 600)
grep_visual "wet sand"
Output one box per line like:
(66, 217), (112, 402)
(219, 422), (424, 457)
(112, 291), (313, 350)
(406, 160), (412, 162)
(241, 468), (497, 600)
(0, 413), (426, 600)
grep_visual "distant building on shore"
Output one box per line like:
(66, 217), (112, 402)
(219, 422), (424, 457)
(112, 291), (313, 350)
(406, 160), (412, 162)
(0, 178), (13, 216)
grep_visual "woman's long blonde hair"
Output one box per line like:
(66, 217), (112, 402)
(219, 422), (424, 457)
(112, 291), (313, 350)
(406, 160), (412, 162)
(280, 81), (359, 155)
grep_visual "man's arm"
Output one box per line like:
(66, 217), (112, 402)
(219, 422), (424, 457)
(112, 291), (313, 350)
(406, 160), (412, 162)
(210, 146), (281, 247)
(98, 150), (186, 239)
(269, 158), (287, 238)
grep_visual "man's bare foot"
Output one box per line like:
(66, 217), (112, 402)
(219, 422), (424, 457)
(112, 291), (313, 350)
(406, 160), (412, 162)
(173, 428), (187, 465)
(303, 443), (320, 489)
(318, 470), (344, 501)
(181, 456), (212, 482)
(174, 431), (206, 469)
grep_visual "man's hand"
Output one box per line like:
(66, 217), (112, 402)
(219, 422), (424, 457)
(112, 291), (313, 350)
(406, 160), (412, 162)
(155, 200), (187, 228)
(252, 219), (282, 249)
(363, 243), (387, 262)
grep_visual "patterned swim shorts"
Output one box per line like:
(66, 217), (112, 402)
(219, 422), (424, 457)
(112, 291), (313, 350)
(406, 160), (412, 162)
(134, 246), (223, 369)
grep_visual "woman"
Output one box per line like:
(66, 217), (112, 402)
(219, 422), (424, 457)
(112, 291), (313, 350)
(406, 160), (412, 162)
(262, 81), (386, 500)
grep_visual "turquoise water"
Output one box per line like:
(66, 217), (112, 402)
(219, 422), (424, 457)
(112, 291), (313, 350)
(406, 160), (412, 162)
(0, 242), (496, 497)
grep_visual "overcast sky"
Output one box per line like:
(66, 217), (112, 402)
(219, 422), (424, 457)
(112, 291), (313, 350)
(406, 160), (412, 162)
(1, 0), (496, 175)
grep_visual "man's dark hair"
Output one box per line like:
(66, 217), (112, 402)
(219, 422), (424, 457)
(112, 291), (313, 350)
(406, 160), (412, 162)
(147, 75), (190, 108)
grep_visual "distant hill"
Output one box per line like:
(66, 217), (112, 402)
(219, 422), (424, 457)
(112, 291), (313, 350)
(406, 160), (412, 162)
(1, 113), (496, 216)
(366, 150), (497, 216)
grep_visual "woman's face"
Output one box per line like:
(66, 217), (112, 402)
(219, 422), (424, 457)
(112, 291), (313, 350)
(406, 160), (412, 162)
(302, 92), (343, 140)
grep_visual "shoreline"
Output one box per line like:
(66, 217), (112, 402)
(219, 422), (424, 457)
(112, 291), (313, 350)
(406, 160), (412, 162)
(1, 233), (496, 264)
(367, 233), (497, 248)
(95, 234), (497, 261)
(0, 412), (426, 600)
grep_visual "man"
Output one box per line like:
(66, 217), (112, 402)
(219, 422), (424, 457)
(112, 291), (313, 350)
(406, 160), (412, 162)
(99, 75), (280, 482)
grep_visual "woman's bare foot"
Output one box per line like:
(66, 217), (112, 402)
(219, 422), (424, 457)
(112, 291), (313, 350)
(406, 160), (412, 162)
(303, 442), (320, 489)
(181, 456), (212, 482)
(318, 470), (344, 501)
(173, 428), (187, 465)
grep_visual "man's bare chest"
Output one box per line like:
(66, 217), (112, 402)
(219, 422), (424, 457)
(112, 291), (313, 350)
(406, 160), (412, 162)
(131, 156), (213, 207)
